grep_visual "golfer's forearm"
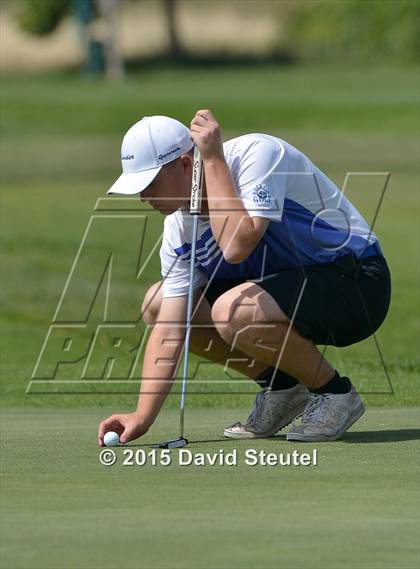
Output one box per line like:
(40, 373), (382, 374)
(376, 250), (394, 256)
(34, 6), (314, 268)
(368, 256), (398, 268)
(136, 325), (185, 425)
(204, 157), (255, 260)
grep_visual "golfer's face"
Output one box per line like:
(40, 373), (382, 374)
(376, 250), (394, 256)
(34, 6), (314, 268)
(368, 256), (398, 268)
(139, 156), (191, 215)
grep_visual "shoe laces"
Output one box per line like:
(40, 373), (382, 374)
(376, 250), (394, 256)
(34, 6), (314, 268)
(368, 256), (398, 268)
(301, 394), (335, 425)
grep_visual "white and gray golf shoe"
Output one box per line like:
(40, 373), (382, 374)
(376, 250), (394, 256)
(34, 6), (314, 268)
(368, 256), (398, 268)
(224, 383), (310, 439)
(286, 385), (365, 442)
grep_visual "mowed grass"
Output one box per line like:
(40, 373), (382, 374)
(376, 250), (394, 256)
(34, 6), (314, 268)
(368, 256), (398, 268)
(1, 407), (419, 569)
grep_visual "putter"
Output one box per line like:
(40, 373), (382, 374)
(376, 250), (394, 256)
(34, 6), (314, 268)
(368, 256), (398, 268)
(153, 146), (204, 450)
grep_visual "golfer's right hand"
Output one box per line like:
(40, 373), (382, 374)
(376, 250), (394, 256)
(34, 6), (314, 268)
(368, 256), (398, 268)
(98, 412), (150, 446)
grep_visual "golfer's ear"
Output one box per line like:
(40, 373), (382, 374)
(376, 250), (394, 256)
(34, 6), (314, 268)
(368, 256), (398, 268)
(180, 153), (193, 176)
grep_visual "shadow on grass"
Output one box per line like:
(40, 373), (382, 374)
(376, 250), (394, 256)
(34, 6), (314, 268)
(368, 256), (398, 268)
(123, 430), (420, 447)
(343, 429), (420, 444)
(189, 430), (420, 445)
(126, 438), (238, 447)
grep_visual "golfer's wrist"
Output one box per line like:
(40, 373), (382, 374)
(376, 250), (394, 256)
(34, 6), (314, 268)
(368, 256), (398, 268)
(133, 409), (153, 429)
(203, 154), (226, 168)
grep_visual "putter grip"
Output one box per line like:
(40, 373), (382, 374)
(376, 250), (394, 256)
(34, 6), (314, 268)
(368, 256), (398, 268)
(190, 146), (203, 214)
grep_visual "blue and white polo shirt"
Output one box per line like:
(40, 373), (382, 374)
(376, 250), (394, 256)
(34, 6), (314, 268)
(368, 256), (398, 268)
(160, 133), (379, 298)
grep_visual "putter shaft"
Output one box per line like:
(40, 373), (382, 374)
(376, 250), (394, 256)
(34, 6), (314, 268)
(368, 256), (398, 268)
(179, 147), (203, 439)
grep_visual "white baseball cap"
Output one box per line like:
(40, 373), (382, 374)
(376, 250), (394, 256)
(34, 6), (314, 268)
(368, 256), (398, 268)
(107, 115), (194, 195)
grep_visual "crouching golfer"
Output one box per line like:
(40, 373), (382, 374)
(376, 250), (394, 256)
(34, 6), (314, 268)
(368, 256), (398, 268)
(98, 110), (391, 446)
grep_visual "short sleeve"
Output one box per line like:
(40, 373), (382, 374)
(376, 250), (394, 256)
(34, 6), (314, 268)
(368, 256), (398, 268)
(160, 221), (208, 298)
(233, 138), (288, 222)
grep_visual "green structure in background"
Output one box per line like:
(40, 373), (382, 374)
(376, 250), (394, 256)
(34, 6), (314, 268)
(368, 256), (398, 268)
(71, 0), (104, 75)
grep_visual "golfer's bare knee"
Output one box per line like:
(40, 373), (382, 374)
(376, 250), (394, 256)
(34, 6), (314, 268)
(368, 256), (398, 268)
(211, 292), (250, 343)
(141, 281), (162, 326)
(211, 282), (289, 344)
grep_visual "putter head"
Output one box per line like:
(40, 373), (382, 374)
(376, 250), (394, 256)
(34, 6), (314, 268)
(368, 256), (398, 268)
(152, 437), (189, 449)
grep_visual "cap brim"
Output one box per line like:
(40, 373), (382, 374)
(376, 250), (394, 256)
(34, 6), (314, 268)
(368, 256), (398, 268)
(107, 166), (162, 195)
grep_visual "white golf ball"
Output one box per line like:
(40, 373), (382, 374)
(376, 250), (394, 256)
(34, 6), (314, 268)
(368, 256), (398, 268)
(104, 431), (120, 447)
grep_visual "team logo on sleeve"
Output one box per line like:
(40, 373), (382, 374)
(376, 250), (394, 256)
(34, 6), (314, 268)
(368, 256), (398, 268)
(253, 183), (270, 204)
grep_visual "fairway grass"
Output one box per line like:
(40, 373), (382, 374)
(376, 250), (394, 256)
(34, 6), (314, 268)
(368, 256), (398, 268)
(1, 407), (419, 569)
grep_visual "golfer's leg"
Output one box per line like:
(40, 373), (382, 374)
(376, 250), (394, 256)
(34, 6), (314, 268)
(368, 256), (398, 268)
(142, 281), (269, 380)
(211, 282), (335, 390)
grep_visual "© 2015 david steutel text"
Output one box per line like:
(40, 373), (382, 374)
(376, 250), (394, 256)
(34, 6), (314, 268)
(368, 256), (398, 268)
(120, 448), (318, 467)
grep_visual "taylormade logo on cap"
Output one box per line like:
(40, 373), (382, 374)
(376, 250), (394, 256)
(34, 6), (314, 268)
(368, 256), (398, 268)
(158, 146), (181, 161)
(107, 115), (194, 196)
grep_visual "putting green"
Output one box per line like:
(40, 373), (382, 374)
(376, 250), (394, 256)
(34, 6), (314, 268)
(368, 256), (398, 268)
(1, 407), (419, 569)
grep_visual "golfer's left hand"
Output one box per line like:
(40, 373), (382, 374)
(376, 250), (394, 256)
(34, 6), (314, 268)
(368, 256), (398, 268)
(190, 109), (224, 162)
